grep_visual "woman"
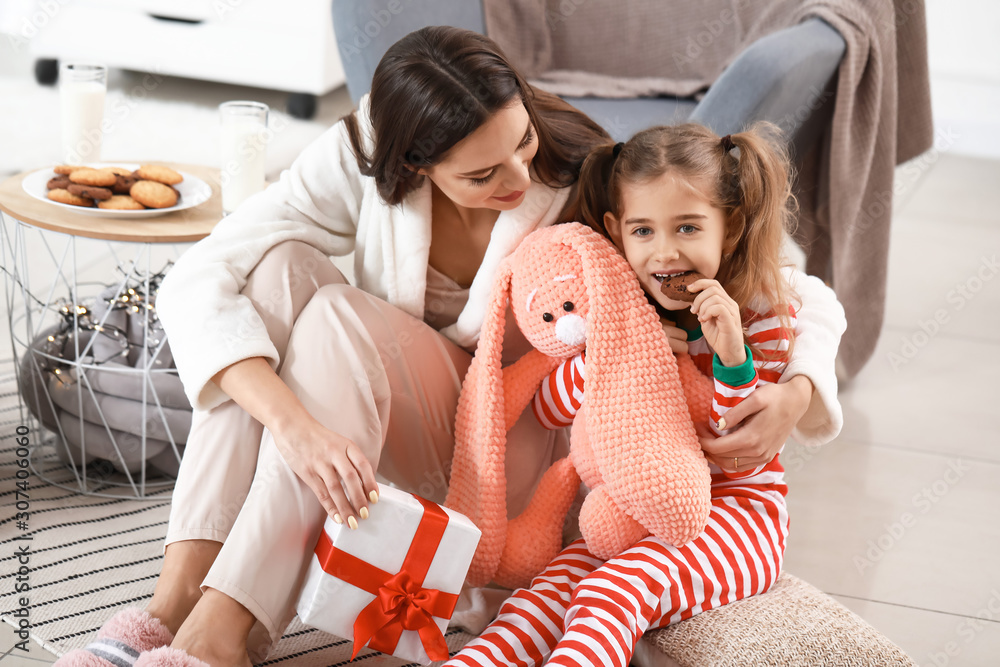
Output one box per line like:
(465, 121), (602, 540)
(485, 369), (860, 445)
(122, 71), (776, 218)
(57, 26), (843, 667)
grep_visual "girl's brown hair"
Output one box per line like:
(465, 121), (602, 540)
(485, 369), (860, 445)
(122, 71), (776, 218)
(577, 122), (798, 361)
(342, 26), (609, 207)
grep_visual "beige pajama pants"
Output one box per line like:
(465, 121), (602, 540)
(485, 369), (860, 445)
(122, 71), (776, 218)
(165, 241), (565, 661)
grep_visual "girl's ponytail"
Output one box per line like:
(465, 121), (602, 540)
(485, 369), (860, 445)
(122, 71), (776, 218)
(575, 142), (619, 236)
(721, 123), (798, 359)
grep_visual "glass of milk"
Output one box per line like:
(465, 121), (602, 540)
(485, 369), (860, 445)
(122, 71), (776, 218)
(60, 63), (107, 164)
(219, 101), (269, 215)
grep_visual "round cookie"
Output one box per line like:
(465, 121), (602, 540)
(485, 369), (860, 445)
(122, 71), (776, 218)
(53, 165), (83, 175)
(135, 165), (183, 185)
(659, 271), (706, 303)
(47, 176), (72, 190)
(98, 195), (146, 211)
(67, 183), (113, 201)
(69, 167), (117, 187)
(112, 174), (140, 195)
(130, 180), (178, 208)
(48, 188), (94, 207)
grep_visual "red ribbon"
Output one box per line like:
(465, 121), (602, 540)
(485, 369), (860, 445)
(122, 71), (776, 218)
(312, 495), (458, 662)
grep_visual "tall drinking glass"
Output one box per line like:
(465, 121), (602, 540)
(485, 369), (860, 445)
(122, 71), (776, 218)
(60, 63), (107, 164)
(219, 101), (269, 215)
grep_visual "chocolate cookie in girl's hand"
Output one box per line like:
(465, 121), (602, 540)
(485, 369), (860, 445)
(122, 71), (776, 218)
(660, 271), (706, 302)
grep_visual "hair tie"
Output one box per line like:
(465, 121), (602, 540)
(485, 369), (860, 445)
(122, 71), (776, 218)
(612, 142), (625, 159)
(720, 135), (735, 152)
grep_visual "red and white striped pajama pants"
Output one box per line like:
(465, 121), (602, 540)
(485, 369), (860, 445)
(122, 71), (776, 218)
(447, 482), (788, 667)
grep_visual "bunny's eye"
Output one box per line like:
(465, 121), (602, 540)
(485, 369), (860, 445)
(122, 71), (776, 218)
(563, 302), (575, 312)
(542, 312), (554, 322)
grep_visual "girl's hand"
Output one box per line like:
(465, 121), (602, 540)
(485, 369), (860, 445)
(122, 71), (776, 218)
(660, 316), (689, 355)
(272, 416), (379, 528)
(697, 376), (813, 470)
(688, 279), (745, 367)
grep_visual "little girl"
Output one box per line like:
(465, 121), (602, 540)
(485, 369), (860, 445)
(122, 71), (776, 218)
(447, 123), (828, 667)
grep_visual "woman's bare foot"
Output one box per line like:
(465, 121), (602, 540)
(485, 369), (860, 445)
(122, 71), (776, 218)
(146, 540), (223, 635)
(170, 588), (255, 667)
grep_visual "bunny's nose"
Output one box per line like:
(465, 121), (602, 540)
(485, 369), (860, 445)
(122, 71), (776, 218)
(555, 313), (586, 347)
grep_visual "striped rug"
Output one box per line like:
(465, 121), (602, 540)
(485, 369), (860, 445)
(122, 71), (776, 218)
(0, 357), (473, 666)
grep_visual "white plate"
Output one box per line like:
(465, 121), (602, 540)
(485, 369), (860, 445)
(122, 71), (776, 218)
(22, 163), (213, 219)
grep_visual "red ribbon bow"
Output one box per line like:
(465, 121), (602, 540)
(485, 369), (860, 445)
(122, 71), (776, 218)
(355, 570), (451, 660)
(313, 495), (458, 662)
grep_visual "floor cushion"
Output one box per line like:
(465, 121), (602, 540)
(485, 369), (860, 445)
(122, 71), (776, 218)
(635, 572), (916, 667)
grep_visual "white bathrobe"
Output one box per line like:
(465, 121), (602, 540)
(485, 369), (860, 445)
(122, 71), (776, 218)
(157, 97), (846, 445)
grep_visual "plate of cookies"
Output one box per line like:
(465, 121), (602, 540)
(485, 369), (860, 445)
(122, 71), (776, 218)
(23, 163), (213, 218)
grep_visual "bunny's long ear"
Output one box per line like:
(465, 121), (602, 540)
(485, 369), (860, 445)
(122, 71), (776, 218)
(676, 353), (714, 425)
(569, 224), (713, 546)
(445, 258), (514, 587)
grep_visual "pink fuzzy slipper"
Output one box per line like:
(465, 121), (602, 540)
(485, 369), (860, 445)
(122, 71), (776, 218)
(54, 608), (174, 667)
(133, 646), (209, 667)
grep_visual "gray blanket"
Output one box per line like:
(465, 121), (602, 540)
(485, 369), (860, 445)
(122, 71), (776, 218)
(483, 0), (934, 377)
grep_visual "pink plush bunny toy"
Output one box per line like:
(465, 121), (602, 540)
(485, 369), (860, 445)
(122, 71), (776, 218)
(445, 222), (715, 590)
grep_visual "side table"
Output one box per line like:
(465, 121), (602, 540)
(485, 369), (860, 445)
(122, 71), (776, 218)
(0, 163), (221, 498)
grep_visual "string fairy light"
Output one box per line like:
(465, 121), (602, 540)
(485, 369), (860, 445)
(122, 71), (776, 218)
(15, 261), (187, 483)
(39, 266), (173, 384)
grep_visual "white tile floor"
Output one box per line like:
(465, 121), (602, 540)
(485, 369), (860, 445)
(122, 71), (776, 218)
(0, 624), (57, 666)
(2, 38), (999, 667)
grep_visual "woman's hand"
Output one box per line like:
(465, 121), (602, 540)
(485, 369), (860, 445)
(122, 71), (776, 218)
(211, 357), (379, 527)
(698, 375), (813, 470)
(660, 316), (689, 355)
(688, 279), (745, 367)
(272, 416), (380, 528)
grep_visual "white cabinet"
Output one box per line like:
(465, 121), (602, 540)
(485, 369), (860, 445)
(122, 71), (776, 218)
(29, 0), (345, 118)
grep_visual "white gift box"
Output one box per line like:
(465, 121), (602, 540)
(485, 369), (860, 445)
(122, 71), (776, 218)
(295, 486), (482, 665)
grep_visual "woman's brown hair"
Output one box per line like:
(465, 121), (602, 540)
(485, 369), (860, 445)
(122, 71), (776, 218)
(577, 122), (798, 361)
(342, 25), (609, 207)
